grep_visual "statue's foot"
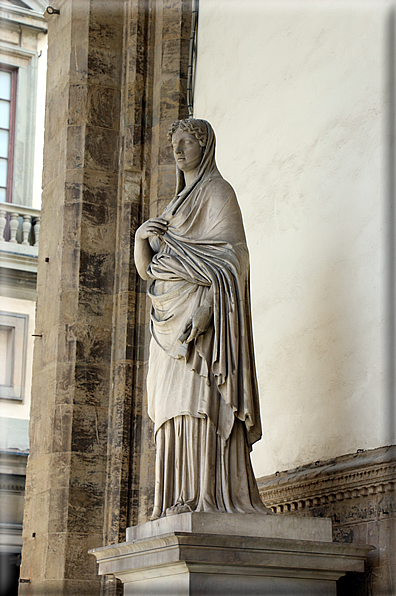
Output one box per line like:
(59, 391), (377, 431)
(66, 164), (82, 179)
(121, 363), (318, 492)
(166, 503), (193, 516)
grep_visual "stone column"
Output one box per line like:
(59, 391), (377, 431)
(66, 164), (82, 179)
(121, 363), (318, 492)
(20, 0), (192, 594)
(100, 2), (191, 591)
(19, 0), (123, 594)
(129, 0), (192, 528)
(102, 0), (192, 549)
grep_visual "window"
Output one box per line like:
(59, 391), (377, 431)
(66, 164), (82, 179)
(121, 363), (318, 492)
(0, 325), (15, 386)
(0, 312), (28, 401)
(0, 67), (17, 203)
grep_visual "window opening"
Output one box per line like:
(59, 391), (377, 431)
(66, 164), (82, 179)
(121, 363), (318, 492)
(0, 66), (17, 203)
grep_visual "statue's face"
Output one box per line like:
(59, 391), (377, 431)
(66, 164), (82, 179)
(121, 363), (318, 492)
(171, 129), (202, 173)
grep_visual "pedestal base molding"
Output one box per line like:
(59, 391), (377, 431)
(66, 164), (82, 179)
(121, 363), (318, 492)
(90, 513), (372, 596)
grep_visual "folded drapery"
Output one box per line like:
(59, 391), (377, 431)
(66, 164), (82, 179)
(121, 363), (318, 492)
(144, 119), (270, 518)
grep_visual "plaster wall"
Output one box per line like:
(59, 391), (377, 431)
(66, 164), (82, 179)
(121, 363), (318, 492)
(194, 0), (393, 476)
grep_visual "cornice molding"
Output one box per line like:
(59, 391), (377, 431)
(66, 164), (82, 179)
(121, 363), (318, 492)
(0, 450), (28, 475)
(0, 480), (25, 491)
(257, 446), (395, 514)
(0, 2), (47, 32)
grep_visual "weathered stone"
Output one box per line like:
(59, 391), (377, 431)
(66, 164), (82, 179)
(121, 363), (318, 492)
(21, 2), (193, 595)
(47, 488), (69, 534)
(88, 48), (122, 87)
(69, 46), (89, 85)
(88, 87), (121, 129)
(51, 404), (73, 452)
(19, 535), (47, 584)
(74, 364), (109, 407)
(162, 5), (191, 41)
(85, 126), (119, 171)
(45, 533), (67, 580)
(20, 0), (123, 593)
(68, 85), (88, 126)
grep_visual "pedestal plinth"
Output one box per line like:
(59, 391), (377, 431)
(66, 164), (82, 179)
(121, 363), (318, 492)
(89, 513), (372, 595)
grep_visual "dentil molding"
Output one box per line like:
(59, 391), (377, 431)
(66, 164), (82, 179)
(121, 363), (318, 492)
(257, 445), (395, 514)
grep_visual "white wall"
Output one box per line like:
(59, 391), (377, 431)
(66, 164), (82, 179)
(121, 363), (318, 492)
(194, 0), (394, 477)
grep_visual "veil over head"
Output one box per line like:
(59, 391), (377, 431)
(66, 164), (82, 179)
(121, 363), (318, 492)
(170, 119), (220, 214)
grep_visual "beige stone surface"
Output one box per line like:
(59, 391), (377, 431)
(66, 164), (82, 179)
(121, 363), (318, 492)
(20, 1), (124, 594)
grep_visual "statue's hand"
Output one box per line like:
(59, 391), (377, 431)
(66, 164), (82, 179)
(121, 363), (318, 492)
(136, 218), (168, 240)
(178, 303), (213, 344)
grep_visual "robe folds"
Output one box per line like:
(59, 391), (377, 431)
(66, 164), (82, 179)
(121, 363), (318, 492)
(146, 121), (269, 518)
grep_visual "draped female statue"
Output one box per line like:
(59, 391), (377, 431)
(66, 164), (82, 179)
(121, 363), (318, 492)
(134, 119), (271, 519)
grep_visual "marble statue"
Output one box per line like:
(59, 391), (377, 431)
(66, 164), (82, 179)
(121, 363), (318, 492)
(134, 119), (272, 519)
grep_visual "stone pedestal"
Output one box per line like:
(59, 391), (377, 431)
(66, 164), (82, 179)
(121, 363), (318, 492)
(89, 513), (372, 595)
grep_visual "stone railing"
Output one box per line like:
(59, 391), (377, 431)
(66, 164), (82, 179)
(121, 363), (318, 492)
(0, 203), (40, 255)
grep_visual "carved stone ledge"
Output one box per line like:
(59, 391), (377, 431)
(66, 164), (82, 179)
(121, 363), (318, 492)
(257, 445), (395, 515)
(0, 481), (25, 492)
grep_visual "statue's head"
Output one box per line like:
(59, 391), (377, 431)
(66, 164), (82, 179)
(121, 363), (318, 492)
(167, 118), (208, 149)
(167, 119), (216, 197)
(168, 119), (208, 176)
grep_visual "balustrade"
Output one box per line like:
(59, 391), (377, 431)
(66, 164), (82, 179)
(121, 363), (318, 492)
(0, 203), (40, 252)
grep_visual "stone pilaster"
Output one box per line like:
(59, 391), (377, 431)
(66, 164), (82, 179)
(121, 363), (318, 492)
(149, 0), (191, 217)
(103, 0), (193, 548)
(20, 0), (123, 594)
(20, 0), (193, 594)
(132, 0), (192, 528)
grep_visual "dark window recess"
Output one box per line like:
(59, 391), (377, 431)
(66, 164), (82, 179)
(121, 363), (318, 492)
(0, 66), (17, 204)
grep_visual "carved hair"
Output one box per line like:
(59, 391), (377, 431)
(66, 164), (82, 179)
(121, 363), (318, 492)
(167, 118), (208, 148)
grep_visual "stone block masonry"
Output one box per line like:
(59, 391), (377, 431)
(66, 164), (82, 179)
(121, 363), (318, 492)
(19, 1), (193, 595)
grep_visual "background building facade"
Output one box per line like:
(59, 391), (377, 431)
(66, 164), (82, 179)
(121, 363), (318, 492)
(0, 0), (46, 593)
